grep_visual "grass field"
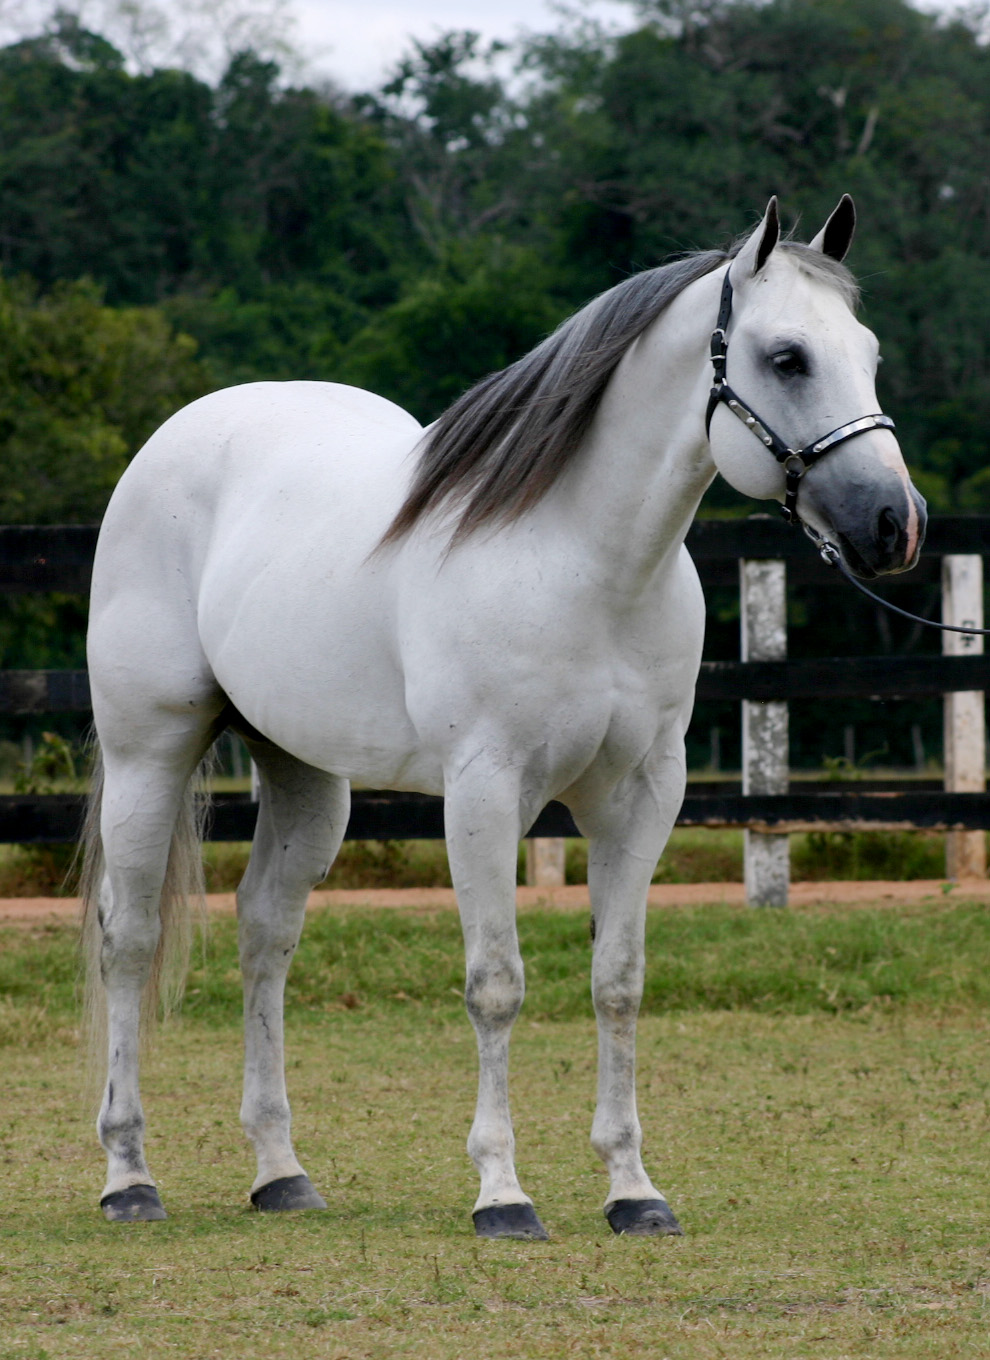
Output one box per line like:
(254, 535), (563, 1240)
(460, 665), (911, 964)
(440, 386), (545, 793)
(2, 899), (990, 1357)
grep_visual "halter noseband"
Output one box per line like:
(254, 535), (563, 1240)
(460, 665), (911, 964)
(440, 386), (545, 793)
(705, 270), (896, 526)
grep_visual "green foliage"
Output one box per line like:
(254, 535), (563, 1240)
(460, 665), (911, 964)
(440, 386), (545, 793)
(0, 274), (210, 523)
(339, 243), (567, 420)
(792, 829), (945, 882)
(12, 730), (79, 794)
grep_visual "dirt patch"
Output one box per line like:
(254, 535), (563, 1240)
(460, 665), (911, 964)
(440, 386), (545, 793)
(2, 877), (989, 925)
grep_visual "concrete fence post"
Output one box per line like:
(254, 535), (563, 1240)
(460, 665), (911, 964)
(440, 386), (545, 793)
(741, 557), (789, 906)
(525, 836), (566, 888)
(942, 554), (986, 879)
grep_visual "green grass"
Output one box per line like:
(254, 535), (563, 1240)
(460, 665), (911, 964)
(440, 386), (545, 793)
(6, 898), (990, 1041)
(4, 901), (990, 1357)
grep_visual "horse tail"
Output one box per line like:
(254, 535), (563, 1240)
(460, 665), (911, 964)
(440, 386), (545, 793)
(80, 742), (211, 1066)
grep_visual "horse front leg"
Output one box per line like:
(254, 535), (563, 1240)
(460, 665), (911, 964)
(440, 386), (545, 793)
(445, 769), (548, 1240)
(579, 764), (686, 1237)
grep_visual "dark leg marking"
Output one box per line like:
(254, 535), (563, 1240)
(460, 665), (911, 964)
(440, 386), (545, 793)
(473, 1203), (549, 1241)
(250, 1174), (327, 1212)
(101, 1184), (167, 1222)
(606, 1198), (683, 1237)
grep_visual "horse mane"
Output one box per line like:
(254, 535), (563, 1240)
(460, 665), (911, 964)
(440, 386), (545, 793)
(380, 241), (858, 549)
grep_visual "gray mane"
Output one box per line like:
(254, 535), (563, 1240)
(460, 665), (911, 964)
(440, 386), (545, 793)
(381, 241), (857, 548)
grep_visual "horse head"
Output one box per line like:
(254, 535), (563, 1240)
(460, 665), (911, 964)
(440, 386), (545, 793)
(706, 196), (926, 578)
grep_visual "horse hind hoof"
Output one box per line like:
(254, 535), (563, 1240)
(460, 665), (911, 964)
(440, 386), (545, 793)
(606, 1198), (683, 1237)
(473, 1202), (549, 1241)
(101, 1184), (167, 1222)
(251, 1174), (327, 1212)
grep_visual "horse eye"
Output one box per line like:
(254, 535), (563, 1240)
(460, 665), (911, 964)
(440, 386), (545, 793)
(770, 350), (806, 376)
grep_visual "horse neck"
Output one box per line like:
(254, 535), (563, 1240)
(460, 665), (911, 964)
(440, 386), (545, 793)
(557, 268), (723, 595)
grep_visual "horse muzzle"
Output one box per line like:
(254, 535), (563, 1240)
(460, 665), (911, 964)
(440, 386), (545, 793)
(826, 478), (927, 579)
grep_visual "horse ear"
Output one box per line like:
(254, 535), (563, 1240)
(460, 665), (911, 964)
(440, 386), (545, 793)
(809, 194), (856, 261)
(730, 197), (780, 282)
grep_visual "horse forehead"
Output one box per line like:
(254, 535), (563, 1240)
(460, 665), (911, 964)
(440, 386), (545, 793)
(748, 260), (859, 339)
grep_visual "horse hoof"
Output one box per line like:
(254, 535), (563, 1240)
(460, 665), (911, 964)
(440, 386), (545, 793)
(606, 1198), (683, 1237)
(251, 1174), (327, 1212)
(473, 1203), (549, 1240)
(101, 1184), (167, 1222)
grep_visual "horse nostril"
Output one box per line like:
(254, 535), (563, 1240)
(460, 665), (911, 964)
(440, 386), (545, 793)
(877, 506), (902, 559)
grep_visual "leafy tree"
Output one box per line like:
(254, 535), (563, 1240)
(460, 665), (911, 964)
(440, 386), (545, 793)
(0, 15), (412, 310)
(338, 243), (567, 422)
(0, 275), (209, 523)
(358, 33), (532, 258)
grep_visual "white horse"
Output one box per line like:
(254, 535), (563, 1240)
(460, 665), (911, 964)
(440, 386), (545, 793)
(82, 197), (925, 1237)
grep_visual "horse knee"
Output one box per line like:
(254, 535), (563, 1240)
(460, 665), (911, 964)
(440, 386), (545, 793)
(465, 956), (525, 1030)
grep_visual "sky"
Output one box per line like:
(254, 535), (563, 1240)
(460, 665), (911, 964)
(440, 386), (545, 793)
(292, 0), (971, 91)
(0, 0), (967, 92)
(291, 0), (635, 90)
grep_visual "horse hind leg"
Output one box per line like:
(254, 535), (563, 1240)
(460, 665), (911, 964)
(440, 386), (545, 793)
(235, 735), (349, 1212)
(87, 717), (220, 1222)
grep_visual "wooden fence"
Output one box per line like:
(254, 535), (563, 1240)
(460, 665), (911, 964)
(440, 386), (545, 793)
(3, 519), (989, 903)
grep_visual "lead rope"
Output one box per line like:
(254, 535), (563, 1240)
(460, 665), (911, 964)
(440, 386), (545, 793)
(809, 530), (990, 637)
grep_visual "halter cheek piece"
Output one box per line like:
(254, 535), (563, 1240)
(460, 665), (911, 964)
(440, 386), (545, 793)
(705, 270), (895, 526)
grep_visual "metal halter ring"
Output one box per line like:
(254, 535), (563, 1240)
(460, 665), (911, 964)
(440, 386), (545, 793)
(782, 452), (806, 478)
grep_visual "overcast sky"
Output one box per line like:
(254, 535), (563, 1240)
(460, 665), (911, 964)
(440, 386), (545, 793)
(0, 0), (967, 92)
(293, 0), (969, 92)
(293, 0), (635, 90)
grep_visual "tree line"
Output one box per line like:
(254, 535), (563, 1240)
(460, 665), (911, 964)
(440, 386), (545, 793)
(2, 0), (988, 768)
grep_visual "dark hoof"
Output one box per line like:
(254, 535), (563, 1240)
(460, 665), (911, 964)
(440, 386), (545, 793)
(473, 1202), (549, 1240)
(251, 1174), (327, 1212)
(101, 1184), (167, 1222)
(606, 1198), (683, 1237)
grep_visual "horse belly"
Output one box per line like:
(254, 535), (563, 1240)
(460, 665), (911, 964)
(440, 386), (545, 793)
(204, 563), (443, 792)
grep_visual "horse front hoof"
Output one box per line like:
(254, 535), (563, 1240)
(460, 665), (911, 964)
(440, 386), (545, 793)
(101, 1184), (167, 1222)
(606, 1198), (683, 1236)
(473, 1202), (549, 1240)
(251, 1174), (327, 1212)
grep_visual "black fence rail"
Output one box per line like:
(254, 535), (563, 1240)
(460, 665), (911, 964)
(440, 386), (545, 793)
(3, 518), (990, 844)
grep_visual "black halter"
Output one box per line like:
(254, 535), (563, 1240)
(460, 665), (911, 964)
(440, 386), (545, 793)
(705, 270), (896, 526)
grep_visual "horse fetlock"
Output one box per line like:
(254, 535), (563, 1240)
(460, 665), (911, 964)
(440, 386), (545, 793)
(241, 1097), (292, 1143)
(98, 1100), (145, 1148)
(591, 1116), (644, 1172)
(467, 1121), (516, 1172)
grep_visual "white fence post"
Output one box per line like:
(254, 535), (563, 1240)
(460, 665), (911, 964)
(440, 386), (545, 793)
(942, 554), (985, 879)
(741, 557), (789, 906)
(525, 836), (566, 888)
